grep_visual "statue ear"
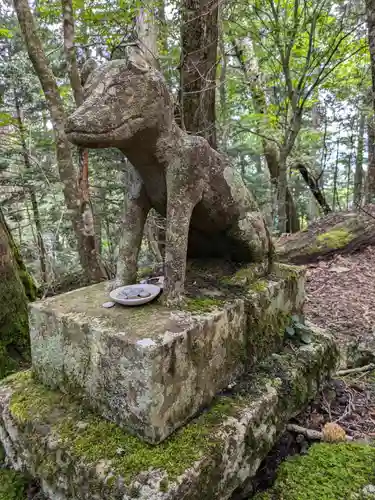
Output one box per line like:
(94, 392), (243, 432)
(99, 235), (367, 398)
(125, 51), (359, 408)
(128, 59), (149, 74)
(80, 58), (98, 86)
(126, 45), (149, 74)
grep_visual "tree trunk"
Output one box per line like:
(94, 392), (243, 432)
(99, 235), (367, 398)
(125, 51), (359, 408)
(13, 0), (106, 283)
(276, 206), (375, 264)
(293, 163), (332, 215)
(333, 129), (341, 211)
(61, 0), (106, 278)
(232, 39), (300, 233)
(353, 111), (365, 207)
(180, 0), (218, 148)
(367, 0), (375, 202)
(366, 115), (375, 202)
(13, 91), (48, 283)
(0, 207), (35, 378)
(277, 156), (288, 233)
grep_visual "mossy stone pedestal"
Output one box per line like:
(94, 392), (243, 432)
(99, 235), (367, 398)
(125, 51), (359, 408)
(28, 263), (305, 444)
(0, 325), (338, 500)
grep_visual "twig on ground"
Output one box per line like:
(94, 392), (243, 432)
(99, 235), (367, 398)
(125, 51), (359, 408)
(336, 364), (375, 376)
(286, 424), (353, 442)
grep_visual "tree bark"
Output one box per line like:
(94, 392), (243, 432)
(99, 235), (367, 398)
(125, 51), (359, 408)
(353, 111), (365, 207)
(180, 0), (218, 149)
(14, 0), (106, 282)
(0, 207), (34, 378)
(13, 91), (48, 283)
(293, 163), (332, 215)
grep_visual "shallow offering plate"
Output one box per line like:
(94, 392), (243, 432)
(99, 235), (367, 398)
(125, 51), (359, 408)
(109, 284), (161, 306)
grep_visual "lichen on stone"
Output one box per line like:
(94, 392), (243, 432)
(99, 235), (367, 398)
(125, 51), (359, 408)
(254, 443), (375, 500)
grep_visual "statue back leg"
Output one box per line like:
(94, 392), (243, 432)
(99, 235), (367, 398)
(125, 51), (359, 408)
(227, 211), (274, 265)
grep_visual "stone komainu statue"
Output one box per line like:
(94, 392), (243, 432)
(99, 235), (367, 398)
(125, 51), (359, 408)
(66, 58), (273, 305)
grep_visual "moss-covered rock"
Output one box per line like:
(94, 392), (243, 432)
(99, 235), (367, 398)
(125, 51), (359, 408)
(276, 209), (375, 264)
(0, 209), (36, 380)
(255, 442), (375, 500)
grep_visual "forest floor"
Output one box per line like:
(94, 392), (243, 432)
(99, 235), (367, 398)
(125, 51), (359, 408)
(252, 245), (375, 497)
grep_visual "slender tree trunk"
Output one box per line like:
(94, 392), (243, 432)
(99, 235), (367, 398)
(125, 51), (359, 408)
(232, 39), (300, 233)
(366, 115), (375, 202)
(294, 163), (331, 214)
(180, 0), (219, 148)
(277, 155), (288, 233)
(366, 0), (375, 202)
(13, 0), (106, 282)
(13, 91), (48, 283)
(353, 111), (365, 207)
(333, 129), (341, 211)
(61, 0), (106, 278)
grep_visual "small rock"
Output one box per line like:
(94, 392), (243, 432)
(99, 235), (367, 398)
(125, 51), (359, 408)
(76, 421), (89, 430)
(362, 484), (375, 498)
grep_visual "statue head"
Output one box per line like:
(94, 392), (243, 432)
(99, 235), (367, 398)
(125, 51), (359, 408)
(65, 58), (174, 149)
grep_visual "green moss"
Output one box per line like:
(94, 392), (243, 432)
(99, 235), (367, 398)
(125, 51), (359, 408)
(184, 297), (224, 313)
(0, 469), (28, 500)
(0, 212), (34, 380)
(248, 280), (268, 292)
(8, 372), (236, 486)
(316, 228), (353, 250)
(159, 478), (169, 492)
(137, 266), (153, 280)
(0, 442), (5, 464)
(222, 263), (261, 286)
(255, 443), (375, 500)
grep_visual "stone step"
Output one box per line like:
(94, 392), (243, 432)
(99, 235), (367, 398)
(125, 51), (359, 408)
(28, 263), (305, 444)
(0, 323), (338, 500)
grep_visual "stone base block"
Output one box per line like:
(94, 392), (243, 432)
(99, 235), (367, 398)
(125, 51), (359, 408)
(0, 324), (338, 500)
(29, 262), (305, 444)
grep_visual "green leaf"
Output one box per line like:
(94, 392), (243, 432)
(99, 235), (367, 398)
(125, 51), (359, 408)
(0, 28), (13, 39)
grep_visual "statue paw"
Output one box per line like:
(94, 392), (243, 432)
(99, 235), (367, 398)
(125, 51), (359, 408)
(162, 293), (187, 309)
(105, 278), (124, 293)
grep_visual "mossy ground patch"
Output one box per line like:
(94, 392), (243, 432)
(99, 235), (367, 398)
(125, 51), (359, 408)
(255, 442), (375, 500)
(0, 469), (28, 500)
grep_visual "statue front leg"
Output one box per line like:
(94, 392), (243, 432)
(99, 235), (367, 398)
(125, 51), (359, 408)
(109, 166), (150, 290)
(163, 163), (203, 307)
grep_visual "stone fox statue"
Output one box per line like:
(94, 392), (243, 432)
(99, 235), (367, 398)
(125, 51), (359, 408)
(65, 58), (273, 305)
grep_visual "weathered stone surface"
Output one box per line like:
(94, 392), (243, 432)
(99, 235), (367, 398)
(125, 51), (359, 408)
(65, 58), (273, 305)
(346, 333), (375, 368)
(0, 324), (338, 500)
(29, 263), (305, 444)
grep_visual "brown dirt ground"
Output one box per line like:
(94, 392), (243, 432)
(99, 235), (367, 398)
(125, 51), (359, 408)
(251, 244), (375, 498)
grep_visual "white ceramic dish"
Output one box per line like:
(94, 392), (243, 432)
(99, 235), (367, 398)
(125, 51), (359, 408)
(109, 284), (161, 306)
